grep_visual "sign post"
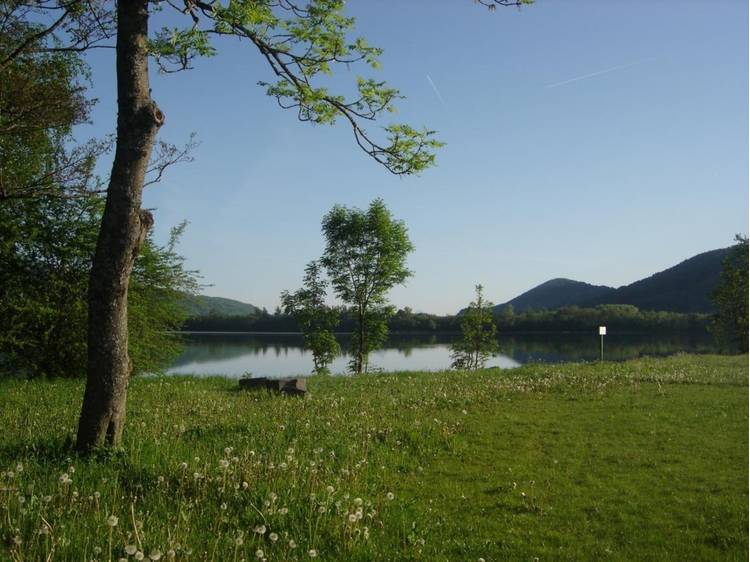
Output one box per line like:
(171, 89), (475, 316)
(598, 326), (606, 362)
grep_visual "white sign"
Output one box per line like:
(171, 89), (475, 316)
(599, 326), (607, 336)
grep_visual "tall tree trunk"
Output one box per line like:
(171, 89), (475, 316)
(76, 0), (163, 452)
(358, 304), (365, 374)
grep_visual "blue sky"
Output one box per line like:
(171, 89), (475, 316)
(81, 0), (748, 314)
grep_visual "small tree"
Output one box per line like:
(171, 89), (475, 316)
(451, 285), (499, 370)
(321, 199), (413, 374)
(281, 261), (340, 375)
(711, 235), (749, 352)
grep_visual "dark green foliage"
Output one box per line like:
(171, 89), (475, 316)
(321, 199), (413, 373)
(182, 306), (710, 335)
(711, 235), (749, 352)
(0, 196), (98, 377)
(0, 195), (199, 378)
(128, 222), (201, 374)
(281, 261), (340, 374)
(0, 18), (103, 201)
(451, 285), (498, 370)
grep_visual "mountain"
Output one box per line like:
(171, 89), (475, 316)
(494, 247), (731, 314)
(495, 278), (615, 314)
(587, 247), (731, 313)
(181, 295), (260, 317)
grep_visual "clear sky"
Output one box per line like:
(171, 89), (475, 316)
(80, 0), (748, 315)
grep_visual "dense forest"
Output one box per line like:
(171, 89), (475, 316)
(183, 304), (711, 334)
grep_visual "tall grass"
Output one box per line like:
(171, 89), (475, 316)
(0, 354), (746, 561)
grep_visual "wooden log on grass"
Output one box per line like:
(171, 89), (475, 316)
(239, 377), (306, 396)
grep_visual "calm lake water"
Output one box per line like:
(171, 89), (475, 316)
(166, 332), (718, 378)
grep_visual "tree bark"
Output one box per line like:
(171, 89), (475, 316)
(357, 304), (365, 374)
(76, 0), (163, 452)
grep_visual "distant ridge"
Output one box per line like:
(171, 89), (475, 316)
(589, 247), (730, 313)
(493, 247), (731, 314)
(181, 295), (260, 317)
(496, 278), (615, 313)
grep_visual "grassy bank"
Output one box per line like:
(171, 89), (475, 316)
(0, 355), (747, 561)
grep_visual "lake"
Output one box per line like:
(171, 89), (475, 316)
(166, 331), (719, 378)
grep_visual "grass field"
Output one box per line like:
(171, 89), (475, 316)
(0, 354), (747, 561)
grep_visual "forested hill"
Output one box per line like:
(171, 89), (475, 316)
(494, 247), (731, 314)
(494, 279), (615, 313)
(589, 247), (731, 313)
(180, 295), (260, 317)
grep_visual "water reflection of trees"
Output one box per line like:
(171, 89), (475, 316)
(171, 331), (719, 369)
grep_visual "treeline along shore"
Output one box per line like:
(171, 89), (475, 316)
(182, 304), (711, 334)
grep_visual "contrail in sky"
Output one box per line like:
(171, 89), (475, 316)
(545, 59), (651, 89)
(426, 74), (445, 105)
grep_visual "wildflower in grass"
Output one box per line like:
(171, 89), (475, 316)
(386, 492), (395, 500)
(16, 463), (23, 473)
(219, 459), (230, 469)
(149, 550), (162, 560)
(167, 550), (176, 559)
(107, 515), (119, 527)
(242, 481), (249, 490)
(125, 545), (138, 555)
(135, 552), (144, 561)
(326, 485), (334, 494)
(253, 524), (266, 535)
(179, 462), (188, 470)
(348, 513), (357, 523)
(269, 532), (278, 542)
(289, 540), (297, 549)
(93, 546), (102, 555)
(255, 549), (264, 559)
(353, 497), (363, 506)
(279, 507), (289, 515)
(309, 549), (318, 558)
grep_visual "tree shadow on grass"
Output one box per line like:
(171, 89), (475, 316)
(0, 435), (76, 464)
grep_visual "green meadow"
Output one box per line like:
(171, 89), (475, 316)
(0, 354), (746, 561)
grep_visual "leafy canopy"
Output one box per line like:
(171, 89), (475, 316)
(148, 0), (444, 174)
(451, 284), (499, 371)
(281, 260), (340, 374)
(711, 235), (749, 352)
(320, 198), (413, 373)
